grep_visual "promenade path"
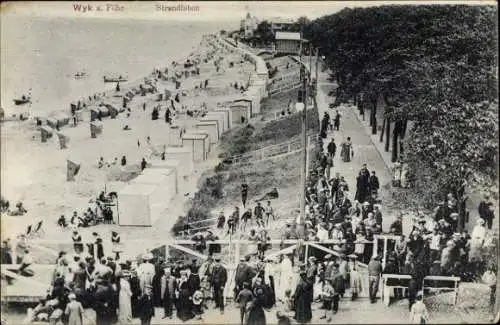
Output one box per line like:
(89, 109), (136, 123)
(303, 58), (402, 234)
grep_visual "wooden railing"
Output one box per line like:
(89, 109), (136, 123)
(229, 134), (318, 165)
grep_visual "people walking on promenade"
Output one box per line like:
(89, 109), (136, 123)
(340, 137), (353, 162)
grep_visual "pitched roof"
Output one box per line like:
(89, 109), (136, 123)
(275, 31), (301, 41)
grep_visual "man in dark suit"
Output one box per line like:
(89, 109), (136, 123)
(160, 268), (177, 319)
(368, 171), (380, 195)
(211, 256), (227, 314)
(329, 172), (341, 203)
(478, 195), (495, 230)
(327, 139), (337, 159)
(234, 257), (250, 299)
(337, 192), (352, 219)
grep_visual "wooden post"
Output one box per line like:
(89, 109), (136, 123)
(382, 238), (388, 270)
(373, 238), (378, 258)
(304, 243), (309, 262)
(235, 241), (240, 267)
(315, 48), (319, 93)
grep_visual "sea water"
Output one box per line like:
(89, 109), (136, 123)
(0, 15), (225, 118)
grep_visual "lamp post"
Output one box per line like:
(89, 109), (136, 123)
(296, 29), (308, 240)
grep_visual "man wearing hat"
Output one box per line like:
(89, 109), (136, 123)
(137, 252), (155, 293)
(478, 195), (495, 230)
(331, 263), (344, 313)
(389, 213), (403, 236)
(306, 256), (317, 282)
(210, 255), (227, 314)
(160, 267), (177, 319)
(368, 255), (382, 303)
(234, 256), (250, 299)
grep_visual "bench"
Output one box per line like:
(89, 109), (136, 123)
(381, 274), (412, 306)
(422, 275), (461, 305)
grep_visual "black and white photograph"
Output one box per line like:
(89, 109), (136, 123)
(0, 1), (498, 324)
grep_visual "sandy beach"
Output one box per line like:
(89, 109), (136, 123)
(1, 34), (255, 259)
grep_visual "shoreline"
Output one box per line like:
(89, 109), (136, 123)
(1, 33), (258, 257)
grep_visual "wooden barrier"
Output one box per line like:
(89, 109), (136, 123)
(422, 275), (461, 305)
(381, 274), (412, 306)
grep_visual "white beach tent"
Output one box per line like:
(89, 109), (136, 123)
(202, 112), (226, 133)
(149, 159), (182, 194)
(182, 132), (209, 162)
(130, 170), (174, 203)
(214, 108), (232, 130)
(117, 183), (164, 227)
(204, 111), (228, 132)
(164, 147), (194, 173)
(196, 121), (219, 144)
(167, 125), (183, 147)
(139, 168), (177, 199)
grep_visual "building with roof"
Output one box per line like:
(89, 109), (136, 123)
(240, 12), (259, 38)
(275, 31), (306, 55)
(269, 17), (296, 34)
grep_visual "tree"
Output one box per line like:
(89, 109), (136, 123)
(303, 4), (498, 223)
(255, 20), (275, 45)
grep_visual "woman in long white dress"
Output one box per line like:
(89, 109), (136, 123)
(469, 218), (486, 261)
(118, 273), (133, 323)
(277, 254), (294, 302)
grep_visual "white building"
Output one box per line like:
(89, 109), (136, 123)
(240, 13), (259, 38)
(275, 31), (304, 55)
(269, 17), (296, 34)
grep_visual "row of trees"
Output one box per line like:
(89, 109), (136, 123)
(303, 5), (498, 227)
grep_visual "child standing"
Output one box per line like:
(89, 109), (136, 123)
(320, 278), (335, 322)
(235, 282), (253, 325)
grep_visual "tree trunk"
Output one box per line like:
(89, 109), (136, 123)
(392, 120), (401, 162)
(456, 185), (467, 232)
(371, 98), (378, 135)
(401, 118), (408, 139)
(380, 118), (386, 143)
(385, 118), (391, 152)
(369, 101), (374, 127)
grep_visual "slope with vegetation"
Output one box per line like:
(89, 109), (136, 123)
(172, 99), (319, 235)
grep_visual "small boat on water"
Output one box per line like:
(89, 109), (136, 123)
(13, 95), (31, 105)
(74, 71), (88, 79)
(103, 75), (128, 83)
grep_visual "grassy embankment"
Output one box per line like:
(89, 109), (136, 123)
(172, 89), (320, 235)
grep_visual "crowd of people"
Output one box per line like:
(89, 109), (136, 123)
(57, 192), (116, 229)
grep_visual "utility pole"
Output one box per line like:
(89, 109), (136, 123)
(296, 28), (307, 239)
(309, 42), (313, 81)
(315, 47), (319, 93)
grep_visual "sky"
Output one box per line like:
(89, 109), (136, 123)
(1, 1), (497, 24)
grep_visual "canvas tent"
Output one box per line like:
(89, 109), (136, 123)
(182, 132), (209, 162)
(40, 126), (53, 143)
(202, 112), (225, 132)
(214, 109), (231, 130)
(117, 183), (166, 226)
(164, 147), (194, 173)
(57, 132), (68, 149)
(229, 102), (250, 125)
(196, 121), (219, 144)
(135, 168), (177, 201)
(204, 111), (228, 132)
(149, 159), (181, 193)
(90, 122), (103, 138)
(168, 125), (183, 147)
